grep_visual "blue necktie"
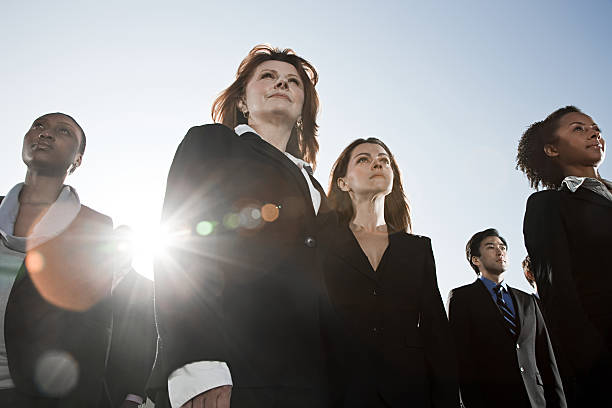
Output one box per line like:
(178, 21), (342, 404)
(493, 284), (518, 338)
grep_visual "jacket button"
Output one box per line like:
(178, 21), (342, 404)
(516, 343), (520, 349)
(520, 367), (525, 373)
(373, 289), (377, 296)
(304, 236), (316, 248)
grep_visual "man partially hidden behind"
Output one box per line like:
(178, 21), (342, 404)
(447, 228), (565, 408)
(0, 113), (114, 407)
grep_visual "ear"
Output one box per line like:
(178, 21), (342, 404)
(544, 143), (559, 158)
(337, 177), (350, 192)
(471, 255), (480, 267)
(237, 98), (247, 113)
(69, 153), (82, 175)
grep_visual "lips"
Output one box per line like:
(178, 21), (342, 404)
(32, 142), (52, 151)
(268, 93), (291, 101)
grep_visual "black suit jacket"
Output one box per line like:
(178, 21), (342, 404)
(322, 227), (458, 407)
(447, 280), (565, 408)
(2, 198), (114, 407)
(100, 269), (156, 408)
(152, 124), (335, 405)
(523, 187), (612, 406)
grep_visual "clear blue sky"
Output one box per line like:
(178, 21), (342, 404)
(1, 0), (611, 300)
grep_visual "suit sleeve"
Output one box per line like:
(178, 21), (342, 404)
(153, 125), (234, 380)
(447, 289), (481, 408)
(523, 191), (606, 378)
(420, 239), (460, 407)
(533, 296), (566, 408)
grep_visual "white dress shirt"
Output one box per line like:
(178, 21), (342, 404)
(167, 125), (321, 407)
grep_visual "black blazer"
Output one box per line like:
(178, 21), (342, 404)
(523, 187), (612, 406)
(100, 269), (156, 408)
(152, 124), (335, 405)
(2, 198), (114, 407)
(447, 280), (565, 408)
(322, 227), (458, 407)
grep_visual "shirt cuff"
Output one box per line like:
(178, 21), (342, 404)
(168, 361), (232, 408)
(124, 394), (144, 404)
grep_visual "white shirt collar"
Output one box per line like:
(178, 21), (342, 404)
(234, 124), (313, 169)
(561, 176), (612, 192)
(0, 183), (81, 252)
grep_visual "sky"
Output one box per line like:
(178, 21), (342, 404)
(1, 0), (611, 302)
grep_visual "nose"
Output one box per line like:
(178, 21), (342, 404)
(590, 127), (601, 140)
(274, 78), (288, 89)
(38, 130), (53, 140)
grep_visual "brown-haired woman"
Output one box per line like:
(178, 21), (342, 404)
(152, 45), (335, 408)
(323, 138), (458, 407)
(519, 106), (612, 407)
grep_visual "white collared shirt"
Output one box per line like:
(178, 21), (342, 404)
(167, 125), (322, 407)
(561, 176), (612, 202)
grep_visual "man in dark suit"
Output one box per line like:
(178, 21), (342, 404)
(447, 228), (565, 408)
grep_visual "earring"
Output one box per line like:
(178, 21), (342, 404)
(241, 108), (249, 119)
(296, 117), (303, 131)
(68, 164), (77, 174)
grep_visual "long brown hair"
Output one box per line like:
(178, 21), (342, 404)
(212, 44), (320, 167)
(328, 138), (412, 233)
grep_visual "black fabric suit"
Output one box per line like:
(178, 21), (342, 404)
(447, 280), (565, 408)
(322, 226), (458, 407)
(523, 186), (612, 406)
(152, 124), (335, 406)
(99, 269), (156, 408)
(2, 199), (114, 408)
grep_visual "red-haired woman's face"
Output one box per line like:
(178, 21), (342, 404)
(546, 112), (605, 168)
(241, 60), (304, 126)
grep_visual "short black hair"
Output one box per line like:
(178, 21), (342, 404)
(465, 228), (507, 275)
(516, 106), (582, 190)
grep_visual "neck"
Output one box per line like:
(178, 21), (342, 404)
(20, 170), (66, 205)
(249, 118), (294, 152)
(481, 270), (504, 284)
(349, 193), (387, 233)
(562, 165), (600, 180)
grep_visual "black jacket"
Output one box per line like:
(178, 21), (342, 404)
(447, 279), (565, 408)
(523, 186), (612, 406)
(2, 197), (114, 408)
(322, 227), (459, 407)
(152, 124), (335, 405)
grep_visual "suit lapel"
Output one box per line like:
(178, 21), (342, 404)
(564, 185), (612, 209)
(333, 226), (378, 281)
(240, 132), (315, 215)
(507, 286), (524, 338)
(474, 280), (515, 340)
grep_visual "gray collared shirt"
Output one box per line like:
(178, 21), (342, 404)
(561, 176), (612, 202)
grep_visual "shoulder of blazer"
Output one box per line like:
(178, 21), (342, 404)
(448, 281), (478, 300)
(507, 285), (533, 305)
(391, 231), (431, 249)
(75, 205), (113, 230)
(526, 189), (561, 210)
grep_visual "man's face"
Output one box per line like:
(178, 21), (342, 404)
(22, 113), (82, 175)
(473, 235), (507, 276)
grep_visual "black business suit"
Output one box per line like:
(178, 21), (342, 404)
(447, 279), (565, 408)
(322, 226), (458, 407)
(152, 124), (335, 406)
(99, 268), (156, 408)
(2, 198), (114, 408)
(523, 186), (612, 406)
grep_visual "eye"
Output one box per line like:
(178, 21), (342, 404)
(32, 122), (43, 129)
(260, 72), (274, 79)
(380, 157), (390, 165)
(289, 78), (301, 87)
(573, 126), (584, 132)
(59, 127), (71, 135)
(357, 157), (369, 164)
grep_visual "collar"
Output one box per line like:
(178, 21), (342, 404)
(0, 183), (81, 252)
(234, 124), (313, 171)
(561, 176), (612, 192)
(479, 275), (509, 293)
